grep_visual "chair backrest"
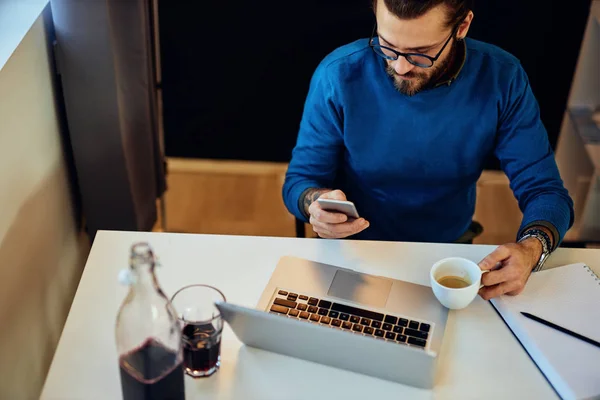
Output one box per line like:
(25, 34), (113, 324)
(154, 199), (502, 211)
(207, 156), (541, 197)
(295, 218), (306, 238)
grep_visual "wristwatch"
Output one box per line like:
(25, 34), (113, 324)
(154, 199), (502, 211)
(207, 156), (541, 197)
(518, 228), (552, 272)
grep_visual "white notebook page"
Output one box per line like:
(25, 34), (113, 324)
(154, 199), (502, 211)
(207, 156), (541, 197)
(490, 263), (600, 400)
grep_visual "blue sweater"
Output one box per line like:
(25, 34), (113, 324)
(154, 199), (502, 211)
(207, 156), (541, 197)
(283, 38), (574, 245)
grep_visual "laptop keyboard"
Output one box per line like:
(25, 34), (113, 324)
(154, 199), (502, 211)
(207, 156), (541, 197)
(268, 289), (431, 349)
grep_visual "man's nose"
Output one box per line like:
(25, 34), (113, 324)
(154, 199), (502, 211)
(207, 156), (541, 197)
(392, 57), (415, 75)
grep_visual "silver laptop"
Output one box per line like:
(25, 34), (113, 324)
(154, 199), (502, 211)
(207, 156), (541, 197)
(215, 255), (448, 389)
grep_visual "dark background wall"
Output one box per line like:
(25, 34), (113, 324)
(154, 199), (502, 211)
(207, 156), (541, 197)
(158, 0), (591, 169)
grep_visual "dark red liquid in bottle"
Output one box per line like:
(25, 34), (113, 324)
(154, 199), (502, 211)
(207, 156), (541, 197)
(119, 338), (185, 400)
(182, 323), (221, 375)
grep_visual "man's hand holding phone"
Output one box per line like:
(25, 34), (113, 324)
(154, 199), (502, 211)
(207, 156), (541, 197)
(304, 189), (370, 239)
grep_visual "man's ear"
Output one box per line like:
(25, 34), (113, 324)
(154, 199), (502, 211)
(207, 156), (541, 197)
(457, 11), (474, 40)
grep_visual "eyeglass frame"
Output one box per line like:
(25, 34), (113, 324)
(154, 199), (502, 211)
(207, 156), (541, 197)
(368, 22), (461, 68)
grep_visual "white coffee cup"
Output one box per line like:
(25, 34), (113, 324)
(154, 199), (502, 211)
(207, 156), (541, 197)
(430, 257), (483, 310)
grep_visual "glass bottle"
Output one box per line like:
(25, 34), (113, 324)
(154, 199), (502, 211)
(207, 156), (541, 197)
(115, 242), (186, 400)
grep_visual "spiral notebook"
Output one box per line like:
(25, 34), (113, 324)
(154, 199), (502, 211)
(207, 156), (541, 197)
(490, 263), (600, 400)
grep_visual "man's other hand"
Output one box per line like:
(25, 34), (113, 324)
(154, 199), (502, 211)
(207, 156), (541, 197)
(308, 190), (370, 239)
(477, 238), (543, 300)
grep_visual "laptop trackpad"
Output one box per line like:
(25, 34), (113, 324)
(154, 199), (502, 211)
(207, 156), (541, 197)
(327, 269), (392, 308)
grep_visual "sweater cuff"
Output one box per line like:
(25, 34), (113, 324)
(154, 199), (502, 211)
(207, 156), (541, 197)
(518, 195), (572, 250)
(287, 181), (320, 223)
(297, 187), (314, 221)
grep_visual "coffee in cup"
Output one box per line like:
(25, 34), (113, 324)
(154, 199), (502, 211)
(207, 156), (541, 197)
(430, 257), (483, 310)
(437, 275), (471, 289)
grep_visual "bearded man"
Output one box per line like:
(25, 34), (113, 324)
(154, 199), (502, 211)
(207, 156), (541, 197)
(282, 0), (574, 300)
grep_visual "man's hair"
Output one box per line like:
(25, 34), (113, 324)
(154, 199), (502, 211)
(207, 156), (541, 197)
(373, 0), (473, 28)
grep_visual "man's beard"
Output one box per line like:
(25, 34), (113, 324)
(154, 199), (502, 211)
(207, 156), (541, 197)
(386, 41), (457, 96)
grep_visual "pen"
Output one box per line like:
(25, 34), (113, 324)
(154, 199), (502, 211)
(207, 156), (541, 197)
(521, 312), (600, 349)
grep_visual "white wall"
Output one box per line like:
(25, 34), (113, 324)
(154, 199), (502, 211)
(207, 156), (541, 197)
(0, 12), (90, 400)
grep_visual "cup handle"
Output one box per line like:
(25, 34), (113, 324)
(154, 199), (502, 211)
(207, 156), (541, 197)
(479, 269), (490, 289)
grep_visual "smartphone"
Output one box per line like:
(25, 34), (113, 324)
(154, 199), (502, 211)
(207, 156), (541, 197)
(316, 198), (360, 219)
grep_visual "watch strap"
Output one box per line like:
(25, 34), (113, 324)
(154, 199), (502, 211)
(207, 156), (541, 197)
(518, 220), (559, 251)
(518, 228), (551, 272)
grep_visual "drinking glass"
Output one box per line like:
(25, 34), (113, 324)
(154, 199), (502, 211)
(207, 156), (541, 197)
(170, 284), (226, 377)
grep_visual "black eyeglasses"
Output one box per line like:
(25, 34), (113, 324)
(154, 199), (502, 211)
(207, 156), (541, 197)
(369, 24), (459, 68)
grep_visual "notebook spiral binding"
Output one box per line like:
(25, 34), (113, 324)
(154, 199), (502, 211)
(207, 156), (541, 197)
(583, 264), (600, 285)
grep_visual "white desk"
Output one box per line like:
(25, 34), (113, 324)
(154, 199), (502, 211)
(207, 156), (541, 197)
(40, 231), (600, 400)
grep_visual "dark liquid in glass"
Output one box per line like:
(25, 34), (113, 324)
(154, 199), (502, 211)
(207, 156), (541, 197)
(119, 338), (185, 400)
(182, 323), (221, 374)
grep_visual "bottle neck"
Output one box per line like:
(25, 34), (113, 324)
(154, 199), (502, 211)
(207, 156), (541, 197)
(130, 262), (158, 295)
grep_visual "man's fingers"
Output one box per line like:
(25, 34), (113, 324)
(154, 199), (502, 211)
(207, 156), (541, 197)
(480, 255), (530, 299)
(312, 220), (341, 235)
(481, 269), (505, 287)
(477, 241), (538, 300)
(318, 189), (347, 201)
(311, 218), (369, 238)
(308, 189), (366, 239)
(347, 218), (370, 234)
(311, 219), (345, 238)
(478, 281), (520, 301)
(313, 224), (342, 239)
(308, 199), (348, 224)
(312, 218), (369, 236)
(481, 264), (518, 287)
(309, 205), (348, 224)
(478, 244), (512, 271)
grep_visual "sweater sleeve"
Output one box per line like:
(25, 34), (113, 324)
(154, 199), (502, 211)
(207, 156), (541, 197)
(494, 64), (574, 249)
(282, 62), (344, 222)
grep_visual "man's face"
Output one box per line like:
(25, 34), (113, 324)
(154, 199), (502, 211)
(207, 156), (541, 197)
(374, 0), (458, 95)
